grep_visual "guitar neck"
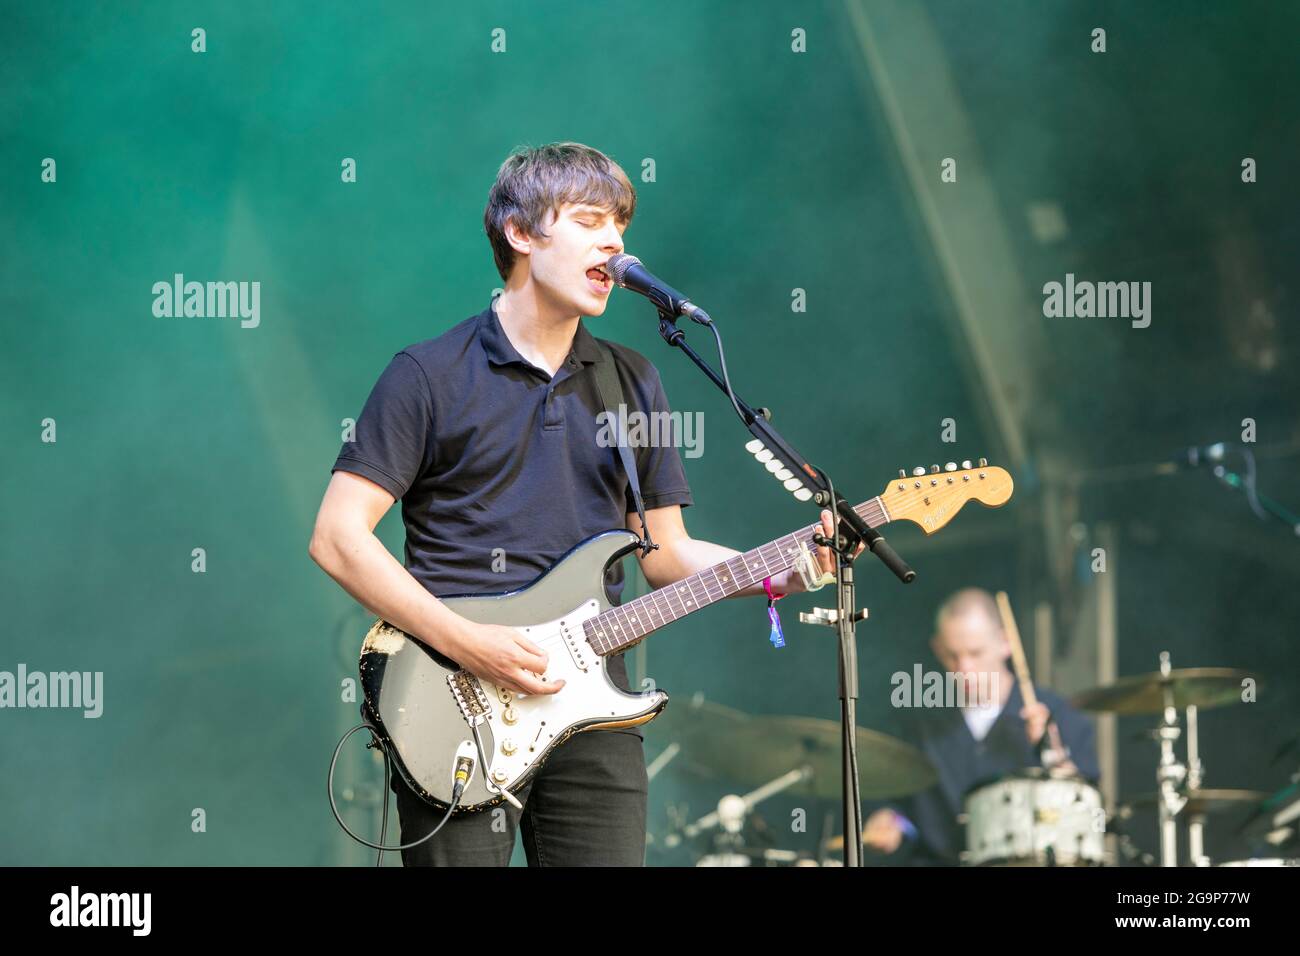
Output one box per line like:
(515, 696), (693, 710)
(583, 497), (890, 656)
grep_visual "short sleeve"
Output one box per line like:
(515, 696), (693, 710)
(332, 351), (433, 500)
(626, 366), (694, 512)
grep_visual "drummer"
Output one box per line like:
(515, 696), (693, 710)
(864, 587), (1099, 864)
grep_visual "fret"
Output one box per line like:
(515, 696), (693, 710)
(731, 554), (757, 591)
(642, 594), (663, 628)
(779, 533), (802, 563)
(628, 601), (650, 640)
(676, 580), (696, 616)
(707, 565), (726, 600)
(622, 602), (646, 642)
(694, 573), (713, 606)
(680, 576), (702, 613)
(654, 589), (674, 625)
(590, 611), (611, 652)
(644, 593), (667, 627)
(611, 604), (635, 643)
(587, 616), (609, 653)
(617, 601), (638, 642)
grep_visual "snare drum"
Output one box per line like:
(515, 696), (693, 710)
(963, 770), (1106, 866)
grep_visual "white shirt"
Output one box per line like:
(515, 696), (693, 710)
(961, 699), (1004, 741)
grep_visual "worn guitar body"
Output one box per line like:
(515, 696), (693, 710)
(359, 529), (665, 813)
(358, 462), (1014, 815)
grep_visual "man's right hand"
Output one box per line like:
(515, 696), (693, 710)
(445, 620), (566, 696)
(863, 808), (905, 853)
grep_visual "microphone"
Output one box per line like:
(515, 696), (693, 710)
(1181, 441), (1228, 468)
(605, 253), (710, 324)
(1154, 441), (1228, 474)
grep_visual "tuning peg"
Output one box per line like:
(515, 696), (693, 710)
(930, 464), (940, 474)
(912, 466), (926, 477)
(899, 469), (907, 479)
(944, 462), (957, 472)
(745, 439), (764, 454)
(978, 457), (988, 467)
(961, 459), (972, 469)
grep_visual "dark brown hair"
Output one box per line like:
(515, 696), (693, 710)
(484, 142), (637, 281)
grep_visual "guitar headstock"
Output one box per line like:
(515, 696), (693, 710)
(880, 459), (1013, 535)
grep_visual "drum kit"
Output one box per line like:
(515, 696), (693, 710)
(645, 653), (1296, 867)
(1077, 651), (1295, 868)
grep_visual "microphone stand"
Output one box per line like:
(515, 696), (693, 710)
(652, 308), (916, 866)
(1210, 465), (1300, 535)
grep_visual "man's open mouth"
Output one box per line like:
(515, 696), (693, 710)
(585, 264), (612, 294)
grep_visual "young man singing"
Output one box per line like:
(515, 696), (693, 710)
(309, 142), (843, 866)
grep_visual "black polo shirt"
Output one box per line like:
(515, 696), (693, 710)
(332, 297), (694, 694)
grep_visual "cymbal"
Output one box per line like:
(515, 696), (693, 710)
(644, 693), (753, 746)
(1072, 668), (1254, 714)
(647, 697), (936, 800)
(1120, 789), (1268, 816)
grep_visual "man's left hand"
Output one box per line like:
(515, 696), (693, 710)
(812, 508), (866, 578)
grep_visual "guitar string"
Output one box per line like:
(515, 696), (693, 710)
(516, 497), (888, 656)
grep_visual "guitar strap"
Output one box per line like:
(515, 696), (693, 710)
(591, 339), (657, 556)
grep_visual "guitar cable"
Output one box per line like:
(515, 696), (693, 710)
(327, 722), (463, 866)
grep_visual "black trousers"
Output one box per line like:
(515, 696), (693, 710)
(388, 727), (648, 866)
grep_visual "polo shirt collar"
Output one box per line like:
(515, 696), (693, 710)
(480, 297), (604, 369)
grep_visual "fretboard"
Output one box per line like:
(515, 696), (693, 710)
(583, 497), (889, 656)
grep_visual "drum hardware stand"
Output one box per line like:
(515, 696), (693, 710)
(1152, 652), (1189, 866)
(645, 741), (680, 782)
(666, 766), (814, 865)
(651, 305), (916, 869)
(667, 765), (813, 846)
(1185, 704), (1212, 866)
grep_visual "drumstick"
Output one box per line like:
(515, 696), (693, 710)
(995, 590), (1066, 761)
(995, 591), (1037, 708)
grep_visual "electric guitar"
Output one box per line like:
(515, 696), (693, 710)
(358, 461), (1013, 812)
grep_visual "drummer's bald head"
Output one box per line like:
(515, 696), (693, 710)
(934, 588), (1003, 635)
(931, 588), (1011, 690)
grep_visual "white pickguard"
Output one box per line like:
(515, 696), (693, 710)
(470, 599), (665, 793)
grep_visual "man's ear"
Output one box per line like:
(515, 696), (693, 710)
(504, 216), (532, 258)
